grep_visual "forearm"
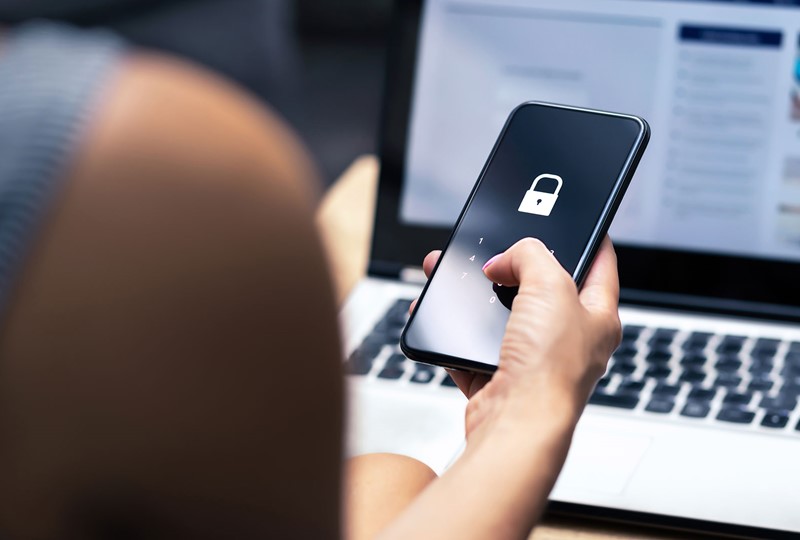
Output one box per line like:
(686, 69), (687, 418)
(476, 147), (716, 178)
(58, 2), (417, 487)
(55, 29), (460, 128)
(377, 404), (577, 540)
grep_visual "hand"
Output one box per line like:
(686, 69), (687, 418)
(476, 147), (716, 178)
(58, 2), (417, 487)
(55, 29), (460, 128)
(410, 237), (621, 445)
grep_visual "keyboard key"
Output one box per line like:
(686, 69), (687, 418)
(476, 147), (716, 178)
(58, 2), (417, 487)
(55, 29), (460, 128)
(383, 353), (406, 368)
(653, 383), (681, 397)
(622, 325), (645, 341)
(681, 401), (710, 419)
(784, 353), (800, 371)
(388, 298), (413, 318)
(588, 392), (639, 409)
(751, 338), (780, 360)
(717, 335), (746, 354)
(370, 324), (403, 343)
(785, 351), (800, 367)
(596, 376), (612, 388)
(761, 410), (789, 429)
(789, 341), (800, 353)
(760, 395), (798, 411)
(749, 362), (774, 376)
(395, 298), (413, 310)
(358, 340), (385, 357)
(347, 358), (374, 376)
(780, 383), (800, 397)
(751, 349), (777, 362)
(714, 374), (742, 388)
(613, 343), (638, 360)
(784, 378), (800, 393)
(441, 375), (459, 388)
(649, 328), (678, 348)
(754, 337), (780, 348)
(645, 397), (675, 414)
(378, 367), (405, 380)
(618, 379), (646, 395)
(723, 391), (752, 406)
(399, 299), (413, 309)
(378, 354), (407, 379)
(410, 365), (436, 384)
(682, 332), (712, 351)
(610, 361), (636, 376)
(748, 377), (774, 393)
(375, 312), (405, 329)
(361, 329), (392, 346)
(715, 356), (742, 372)
(679, 369), (706, 384)
(680, 353), (707, 367)
(644, 365), (671, 380)
(782, 364), (800, 379)
(346, 344), (382, 375)
(652, 327), (678, 337)
(687, 387), (716, 401)
(717, 407), (755, 424)
(646, 349), (672, 363)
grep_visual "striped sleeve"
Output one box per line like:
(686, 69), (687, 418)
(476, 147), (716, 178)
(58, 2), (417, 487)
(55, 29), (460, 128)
(0, 22), (124, 311)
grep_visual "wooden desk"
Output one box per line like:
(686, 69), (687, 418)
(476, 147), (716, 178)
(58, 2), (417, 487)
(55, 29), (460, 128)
(317, 156), (717, 540)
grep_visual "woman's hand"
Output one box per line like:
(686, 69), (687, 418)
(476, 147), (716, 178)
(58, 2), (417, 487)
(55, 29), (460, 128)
(411, 237), (621, 445)
(382, 237), (622, 540)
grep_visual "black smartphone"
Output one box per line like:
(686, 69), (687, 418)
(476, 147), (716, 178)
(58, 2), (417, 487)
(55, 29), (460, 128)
(400, 102), (649, 373)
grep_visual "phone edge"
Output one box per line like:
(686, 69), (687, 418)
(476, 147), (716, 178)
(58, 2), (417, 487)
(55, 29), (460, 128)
(401, 102), (651, 374)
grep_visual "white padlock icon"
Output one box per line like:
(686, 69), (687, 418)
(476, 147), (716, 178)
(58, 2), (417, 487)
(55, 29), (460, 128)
(518, 174), (563, 217)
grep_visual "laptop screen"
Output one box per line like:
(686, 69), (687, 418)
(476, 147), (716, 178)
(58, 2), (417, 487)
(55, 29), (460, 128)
(402, 0), (800, 262)
(373, 0), (800, 318)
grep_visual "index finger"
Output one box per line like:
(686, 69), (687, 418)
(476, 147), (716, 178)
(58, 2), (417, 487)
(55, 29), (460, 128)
(423, 250), (441, 279)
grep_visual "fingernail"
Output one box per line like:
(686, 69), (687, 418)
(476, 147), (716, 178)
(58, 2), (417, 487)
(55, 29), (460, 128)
(482, 254), (502, 271)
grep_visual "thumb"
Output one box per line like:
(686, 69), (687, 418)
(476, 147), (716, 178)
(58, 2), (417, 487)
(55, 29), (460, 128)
(483, 238), (570, 293)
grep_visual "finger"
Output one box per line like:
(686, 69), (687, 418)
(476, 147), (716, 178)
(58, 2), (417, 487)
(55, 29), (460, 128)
(446, 369), (475, 396)
(445, 369), (491, 399)
(578, 236), (620, 315)
(411, 250), (442, 314)
(423, 250), (442, 279)
(483, 238), (570, 292)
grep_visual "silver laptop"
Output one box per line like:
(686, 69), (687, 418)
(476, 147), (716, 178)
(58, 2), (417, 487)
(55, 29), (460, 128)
(341, 1), (800, 537)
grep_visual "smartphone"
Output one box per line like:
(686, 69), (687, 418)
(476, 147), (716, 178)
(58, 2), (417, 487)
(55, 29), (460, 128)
(400, 102), (649, 373)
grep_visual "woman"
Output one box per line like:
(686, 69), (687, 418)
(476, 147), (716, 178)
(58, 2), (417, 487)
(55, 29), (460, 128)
(0, 22), (620, 539)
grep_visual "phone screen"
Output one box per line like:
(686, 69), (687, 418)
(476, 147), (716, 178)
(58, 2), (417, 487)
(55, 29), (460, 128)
(402, 103), (648, 371)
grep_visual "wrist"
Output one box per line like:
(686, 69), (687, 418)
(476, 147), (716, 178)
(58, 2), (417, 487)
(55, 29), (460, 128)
(453, 393), (578, 533)
(495, 369), (584, 427)
(464, 374), (580, 458)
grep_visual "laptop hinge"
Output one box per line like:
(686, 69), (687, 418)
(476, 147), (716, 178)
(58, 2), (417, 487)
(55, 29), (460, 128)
(621, 288), (800, 324)
(368, 260), (402, 279)
(368, 260), (427, 284)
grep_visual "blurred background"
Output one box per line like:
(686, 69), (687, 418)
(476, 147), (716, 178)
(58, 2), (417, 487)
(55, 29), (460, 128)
(0, 0), (393, 185)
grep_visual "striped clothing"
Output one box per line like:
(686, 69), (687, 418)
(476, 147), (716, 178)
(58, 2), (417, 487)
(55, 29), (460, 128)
(0, 22), (124, 311)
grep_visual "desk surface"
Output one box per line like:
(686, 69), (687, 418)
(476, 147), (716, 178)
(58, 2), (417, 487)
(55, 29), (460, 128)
(316, 156), (717, 540)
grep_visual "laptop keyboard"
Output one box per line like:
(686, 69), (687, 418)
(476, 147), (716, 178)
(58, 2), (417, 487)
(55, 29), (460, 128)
(599, 324), (800, 431)
(345, 299), (458, 386)
(346, 299), (800, 433)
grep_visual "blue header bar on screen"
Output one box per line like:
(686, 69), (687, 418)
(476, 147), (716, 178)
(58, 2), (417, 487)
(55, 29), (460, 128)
(679, 24), (784, 47)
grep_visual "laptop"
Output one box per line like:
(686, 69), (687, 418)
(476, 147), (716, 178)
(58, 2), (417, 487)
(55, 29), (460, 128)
(340, 0), (800, 537)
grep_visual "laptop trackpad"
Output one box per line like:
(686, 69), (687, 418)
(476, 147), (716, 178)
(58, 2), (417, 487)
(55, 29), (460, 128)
(346, 381), (467, 475)
(554, 425), (652, 495)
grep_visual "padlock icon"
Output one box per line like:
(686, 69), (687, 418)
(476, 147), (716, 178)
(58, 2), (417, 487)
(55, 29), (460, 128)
(518, 174), (563, 217)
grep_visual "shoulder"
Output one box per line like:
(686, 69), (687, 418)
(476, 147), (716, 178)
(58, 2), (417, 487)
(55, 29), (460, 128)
(64, 51), (331, 295)
(79, 51), (320, 217)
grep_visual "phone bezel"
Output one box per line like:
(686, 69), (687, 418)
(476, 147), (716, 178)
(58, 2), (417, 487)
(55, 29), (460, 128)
(400, 101), (650, 373)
